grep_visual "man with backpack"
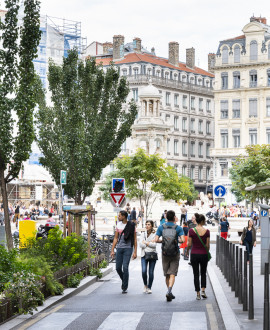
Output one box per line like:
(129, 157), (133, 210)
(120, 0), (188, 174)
(155, 210), (184, 301)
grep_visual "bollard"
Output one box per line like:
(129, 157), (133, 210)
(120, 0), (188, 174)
(235, 246), (239, 297)
(221, 238), (225, 274)
(224, 239), (228, 281)
(248, 254), (254, 320)
(243, 250), (248, 311)
(238, 247), (243, 304)
(264, 263), (269, 330)
(226, 240), (229, 282)
(229, 242), (232, 287)
(106, 235), (110, 263)
(216, 235), (219, 267)
(232, 244), (235, 292)
(102, 235), (105, 255)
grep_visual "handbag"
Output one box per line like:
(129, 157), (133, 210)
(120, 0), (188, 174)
(193, 228), (212, 261)
(145, 252), (158, 261)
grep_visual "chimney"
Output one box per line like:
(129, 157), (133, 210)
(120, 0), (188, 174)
(113, 35), (125, 61)
(168, 41), (179, 67)
(250, 16), (267, 24)
(208, 53), (216, 74)
(151, 47), (155, 55)
(103, 42), (113, 54)
(133, 37), (141, 53)
(186, 47), (195, 68)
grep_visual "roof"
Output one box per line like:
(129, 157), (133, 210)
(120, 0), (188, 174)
(223, 35), (245, 41)
(95, 52), (214, 78)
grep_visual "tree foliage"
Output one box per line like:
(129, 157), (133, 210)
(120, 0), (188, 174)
(229, 145), (270, 202)
(100, 149), (197, 219)
(0, 0), (41, 250)
(36, 50), (137, 204)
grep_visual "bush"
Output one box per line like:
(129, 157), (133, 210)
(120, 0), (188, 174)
(89, 267), (102, 279)
(67, 272), (84, 288)
(99, 260), (108, 269)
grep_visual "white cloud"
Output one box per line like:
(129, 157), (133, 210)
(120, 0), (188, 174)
(40, 0), (270, 70)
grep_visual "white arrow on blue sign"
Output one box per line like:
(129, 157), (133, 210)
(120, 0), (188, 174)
(214, 185), (226, 197)
(261, 210), (268, 217)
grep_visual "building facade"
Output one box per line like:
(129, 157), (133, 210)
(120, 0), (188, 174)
(210, 16), (270, 204)
(92, 36), (215, 194)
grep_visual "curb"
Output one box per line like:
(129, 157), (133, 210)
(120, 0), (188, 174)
(207, 263), (241, 330)
(1, 266), (113, 330)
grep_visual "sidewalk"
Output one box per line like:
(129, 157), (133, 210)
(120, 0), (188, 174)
(208, 244), (263, 330)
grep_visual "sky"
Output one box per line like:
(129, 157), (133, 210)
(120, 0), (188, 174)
(39, 0), (269, 70)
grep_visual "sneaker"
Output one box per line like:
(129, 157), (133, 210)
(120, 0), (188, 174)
(196, 293), (201, 300)
(171, 293), (175, 299)
(166, 292), (173, 302)
(122, 289), (128, 294)
(146, 288), (152, 294)
(201, 291), (207, 299)
(143, 286), (148, 293)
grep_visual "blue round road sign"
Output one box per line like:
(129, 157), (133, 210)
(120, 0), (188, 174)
(214, 185), (226, 197)
(261, 210), (268, 217)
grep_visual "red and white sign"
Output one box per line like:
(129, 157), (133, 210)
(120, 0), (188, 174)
(110, 193), (125, 206)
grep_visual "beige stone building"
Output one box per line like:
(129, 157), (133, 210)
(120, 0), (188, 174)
(210, 16), (270, 204)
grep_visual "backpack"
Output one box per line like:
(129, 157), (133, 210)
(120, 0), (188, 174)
(161, 224), (179, 256)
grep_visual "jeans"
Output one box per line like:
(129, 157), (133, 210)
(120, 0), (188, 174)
(244, 240), (253, 262)
(191, 254), (208, 292)
(116, 248), (133, 290)
(141, 256), (156, 289)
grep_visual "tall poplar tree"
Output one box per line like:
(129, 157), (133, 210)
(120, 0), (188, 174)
(36, 50), (137, 205)
(0, 0), (41, 250)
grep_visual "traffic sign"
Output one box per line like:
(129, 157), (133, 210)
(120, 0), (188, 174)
(214, 185), (226, 197)
(261, 210), (268, 217)
(110, 192), (125, 207)
(60, 170), (67, 185)
(112, 178), (125, 192)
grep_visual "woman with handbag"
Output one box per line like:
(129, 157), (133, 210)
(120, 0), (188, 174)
(140, 220), (158, 294)
(186, 214), (211, 300)
(240, 219), (256, 264)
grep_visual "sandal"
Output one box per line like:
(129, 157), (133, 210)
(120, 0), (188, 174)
(201, 291), (207, 299)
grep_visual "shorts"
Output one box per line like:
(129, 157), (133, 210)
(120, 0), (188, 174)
(162, 253), (180, 276)
(221, 232), (228, 240)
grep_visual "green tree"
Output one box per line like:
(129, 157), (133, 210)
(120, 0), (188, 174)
(100, 149), (196, 219)
(229, 145), (270, 202)
(0, 0), (41, 250)
(36, 50), (137, 205)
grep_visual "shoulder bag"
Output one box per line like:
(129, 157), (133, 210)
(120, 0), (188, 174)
(144, 232), (158, 261)
(193, 228), (212, 261)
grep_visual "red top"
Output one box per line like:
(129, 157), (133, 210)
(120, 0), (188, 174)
(189, 228), (210, 254)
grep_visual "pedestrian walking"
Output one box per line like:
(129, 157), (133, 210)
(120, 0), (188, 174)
(180, 222), (189, 260)
(160, 210), (167, 225)
(186, 214), (210, 300)
(240, 219), (256, 263)
(140, 220), (157, 294)
(155, 210), (184, 302)
(130, 207), (137, 224)
(180, 204), (187, 225)
(110, 210), (137, 293)
(219, 216), (230, 240)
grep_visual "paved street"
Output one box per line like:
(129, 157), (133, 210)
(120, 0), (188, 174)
(14, 244), (225, 330)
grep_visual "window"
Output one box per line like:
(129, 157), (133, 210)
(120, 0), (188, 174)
(182, 165), (187, 176)
(198, 167), (203, 181)
(250, 40), (258, 61)
(220, 100), (228, 119)
(191, 97), (195, 109)
(190, 77), (195, 84)
(191, 141), (195, 156)
(206, 121), (211, 134)
(249, 98), (257, 117)
(206, 144), (210, 157)
(165, 72), (169, 81)
(266, 128), (270, 144)
(174, 94), (179, 107)
(221, 73), (228, 89)
(198, 143), (203, 157)
(199, 98), (203, 110)
(233, 71), (240, 88)
(174, 116), (179, 130)
(234, 45), (240, 63)
(222, 46), (229, 64)
(190, 119), (195, 132)
(167, 139), (170, 154)
(182, 118), (187, 132)
(221, 129), (228, 148)
(267, 69), (270, 86)
(190, 166), (195, 180)
(232, 99), (240, 118)
(165, 114), (170, 122)
(183, 95), (187, 108)
(267, 98), (270, 117)
(250, 70), (257, 87)
(182, 141), (187, 156)
(249, 128), (257, 145)
(166, 92), (170, 105)
(122, 69), (127, 76)
(206, 99), (211, 112)
(174, 140), (178, 154)
(232, 129), (240, 148)
(206, 167), (210, 180)
(198, 120), (203, 133)
(220, 162), (228, 176)
(156, 139), (161, 148)
(147, 68), (152, 76)
(132, 88), (138, 102)
(133, 68), (139, 77)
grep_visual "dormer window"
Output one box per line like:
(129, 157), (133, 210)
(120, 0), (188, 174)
(234, 45), (240, 63)
(250, 40), (258, 61)
(222, 46), (229, 64)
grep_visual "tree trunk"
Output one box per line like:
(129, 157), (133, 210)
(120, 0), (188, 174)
(0, 168), (13, 250)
